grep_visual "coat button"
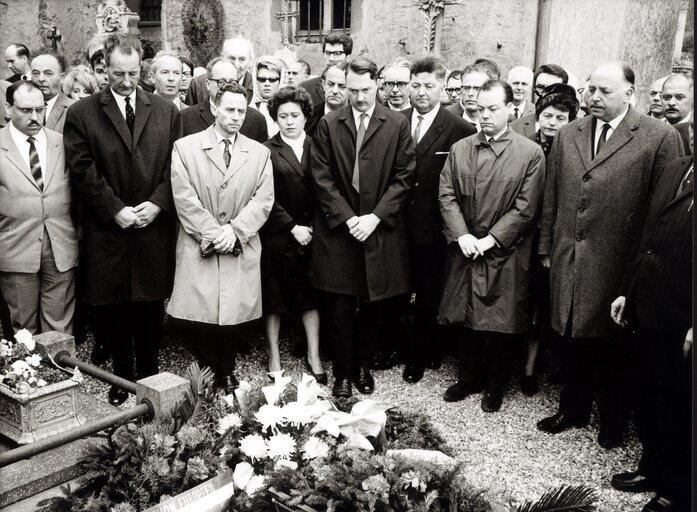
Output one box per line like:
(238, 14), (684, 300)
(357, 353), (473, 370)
(222, 183), (227, 189)
(583, 175), (590, 182)
(646, 248), (653, 254)
(578, 206), (585, 212)
(219, 212), (225, 218)
(414, 182), (419, 187)
(576, 235), (583, 242)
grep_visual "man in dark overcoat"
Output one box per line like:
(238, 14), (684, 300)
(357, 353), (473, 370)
(537, 61), (683, 447)
(400, 56), (475, 383)
(311, 56), (415, 398)
(609, 149), (693, 512)
(63, 34), (182, 405)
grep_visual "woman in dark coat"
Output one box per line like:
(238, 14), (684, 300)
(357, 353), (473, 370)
(522, 83), (579, 396)
(261, 86), (325, 382)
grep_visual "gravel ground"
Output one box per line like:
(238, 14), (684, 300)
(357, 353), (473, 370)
(69, 317), (649, 512)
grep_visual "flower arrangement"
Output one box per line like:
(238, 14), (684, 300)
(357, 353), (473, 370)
(0, 329), (55, 392)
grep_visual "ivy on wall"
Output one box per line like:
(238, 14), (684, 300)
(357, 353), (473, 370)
(181, 0), (224, 67)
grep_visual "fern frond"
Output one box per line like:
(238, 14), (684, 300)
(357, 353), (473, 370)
(517, 485), (598, 512)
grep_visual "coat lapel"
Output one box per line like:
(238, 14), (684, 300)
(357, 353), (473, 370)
(100, 88), (133, 153)
(43, 130), (62, 190)
(199, 101), (215, 127)
(271, 133), (304, 177)
(0, 127), (39, 189)
(224, 135), (249, 182)
(662, 158), (694, 211)
(45, 93), (65, 130)
(339, 106), (357, 143)
(415, 107), (446, 159)
(587, 107), (640, 171)
(362, 105), (386, 147)
(132, 89), (151, 149)
(572, 116), (594, 171)
(200, 126), (227, 175)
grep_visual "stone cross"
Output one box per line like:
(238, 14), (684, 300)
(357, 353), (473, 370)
(46, 26), (63, 54)
(275, 0), (299, 48)
(415, 0), (458, 56)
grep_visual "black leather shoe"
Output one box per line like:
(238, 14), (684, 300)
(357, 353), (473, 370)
(332, 378), (352, 398)
(353, 367), (375, 394)
(443, 381), (482, 402)
(481, 387), (503, 412)
(370, 350), (399, 370)
(642, 495), (683, 512)
(91, 343), (110, 365)
(598, 428), (622, 449)
(305, 358), (328, 385)
(108, 385), (128, 406)
(611, 471), (654, 493)
(520, 375), (539, 396)
(536, 413), (588, 433)
(402, 363), (424, 383)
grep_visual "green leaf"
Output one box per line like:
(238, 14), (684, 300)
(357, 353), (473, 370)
(517, 485), (598, 512)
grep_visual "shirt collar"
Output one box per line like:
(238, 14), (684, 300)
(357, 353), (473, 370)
(9, 122), (46, 146)
(508, 100), (526, 112)
(213, 126), (237, 147)
(487, 125), (509, 141)
(45, 94), (59, 110)
(352, 103), (376, 124)
(110, 87), (137, 106)
(280, 131), (306, 149)
(412, 103), (440, 123)
(595, 105), (629, 132)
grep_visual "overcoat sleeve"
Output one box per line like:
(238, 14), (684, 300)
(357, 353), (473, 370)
(170, 142), (224, 246)
(230, 148), (274, 245)
(538, 135), (561, 255)
(63, 105), (125, 224)
(147, 106), (183, 214)
(372, 116), (415, 228)
(311, 117), (357, 229)
(439, 144), (470, 242)
(489, 145), (546, 249)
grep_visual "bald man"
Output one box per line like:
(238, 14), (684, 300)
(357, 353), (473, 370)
(662, 73), (692, 126)
(507, 66), (534, 120)
(537, 61), (683, 449)
(648, 76), (668, 120)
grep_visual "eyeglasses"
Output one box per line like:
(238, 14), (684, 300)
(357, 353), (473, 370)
(13, 105), (46, 115)
(384, 81), (409, 90)
(324, 50), (346, 58)
(445, 88), (460, 94)
(257, 77), (280, 83)
(211, 78), (237, 86)
(460, 85), (482, 93)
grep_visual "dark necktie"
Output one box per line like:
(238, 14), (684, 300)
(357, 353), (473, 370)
(222, 138), (231, 169)
(413, 115), (423, 146)
(124, 96), (135, 135)
(514, 107), (519, 119)
(594, 122), (611, 159)
(27, 136), (43, 191)
(352, 113), (367, 192)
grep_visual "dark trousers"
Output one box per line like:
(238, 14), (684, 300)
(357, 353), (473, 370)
(558, 331), (630, 434)
(324, 292), (390, 380)
(458, 329), (518, 389)
(0, 290), (12, 340)
(405, 242), (445, 364)
(633, 328), (691, 504)
(92, 300), (164, 382)
(188, 321), (242, 379)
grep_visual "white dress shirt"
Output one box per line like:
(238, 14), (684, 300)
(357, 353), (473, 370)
(110, 88), (137, 120)
(280, 132), (306, 162)
(9, 123), (47, 180)
(593, 106), (629, 154)
(352, 104), (376, 132)
(508, 100), (527, 119)
(411, 103), (440, 144)
(213, 127), (237, 168)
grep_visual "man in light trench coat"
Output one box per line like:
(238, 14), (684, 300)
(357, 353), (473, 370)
(168, 82), (274, 392)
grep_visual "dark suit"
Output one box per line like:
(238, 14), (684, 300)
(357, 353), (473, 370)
(305, 103), (325, 137)
(623, 156), (692, 507)
(181, 100), (268, 143)
(6, 74), (23, 83)
(64, 87), (182, 382)
(400, 106), (475, 365)
(299, 76), (324, 109)
(311, 103), (415, 380)
(673, 122), (692, 156)
(185, 71), (254, 106)
(509, 113), (536, 139)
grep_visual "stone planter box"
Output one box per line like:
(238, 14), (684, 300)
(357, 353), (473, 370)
(0, 376), (85, 444)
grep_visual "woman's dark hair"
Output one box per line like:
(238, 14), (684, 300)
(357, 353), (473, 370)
(535, 83), (579, 121)
(268, 86), (313, 122)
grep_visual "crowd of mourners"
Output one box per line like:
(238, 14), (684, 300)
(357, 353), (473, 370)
(0, 30), (692, 512)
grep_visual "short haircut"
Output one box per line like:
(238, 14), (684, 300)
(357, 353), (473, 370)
(140, 58), (153, 74)
(206, 56), (236, 78)
(103, 34), (143, 66)
(461, 62), (495, 80)
(534, 63), (568, 85)
(178, 55), (194, 73)
(323, 33), (353, 55)
(63, 65), (99, 97)
(473, 58), (501, 79)
(296, 59), (311, 76)
(535, 84), (579, 121)
(150, 51), (182, 74)
(222, 37), (254, 61)
(8, 43), (30, 60)
(90, 49), (105, 70)
(321, 60), (349, 80)
(620, 62), (635, 86)
(447, 70), (462, 82)
(213, 82), (248, 106)
(268, 86), (313, 121)
(479, 79), (513, 105)
(346, 56), (378, 80)
(31, 52), (68, 73)
(410, 56), (446, 81)
(255, 56), (284, 78)
(388, 57), (411, 69)
(6, 80), (43, 106)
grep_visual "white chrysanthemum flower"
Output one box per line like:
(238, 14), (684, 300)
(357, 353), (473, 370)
(15, 329), (34, 351)
(266, 432), (296, 459)
(274, 459), (298, 471)
(0, 340), (11, 357)
(239, 434), (268, 461)
(217, 412), (242, 435)
(25, 354), (42, 367)
(11, 360), (31, 374)
(255, 404), (285, 431)
(281, 401), (308, 427)
(302, 436), (330, 460)
(245, 475), (266, 496)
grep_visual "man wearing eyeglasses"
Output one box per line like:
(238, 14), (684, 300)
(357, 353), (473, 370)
(300, 33), (353, 109)
(446, 63), (491, 132)
(443, 70), (462, 106)
(382, 59), (412, 111)
(511, 63), (568, 139)
(0, 80), (78, 336)
(181, 56), (268, 143)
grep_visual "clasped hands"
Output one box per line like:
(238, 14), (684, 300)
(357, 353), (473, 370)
(346, 214), (380, 243)
(291, 225), (313, 246)
(457, 233), (496, 259)
(114, 202), (161, 229)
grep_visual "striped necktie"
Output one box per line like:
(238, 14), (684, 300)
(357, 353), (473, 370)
(27, 136), (43, 190)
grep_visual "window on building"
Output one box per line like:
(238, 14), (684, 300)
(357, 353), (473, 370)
(139, 0), (162, 25)
(297, 0), (351, 41)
